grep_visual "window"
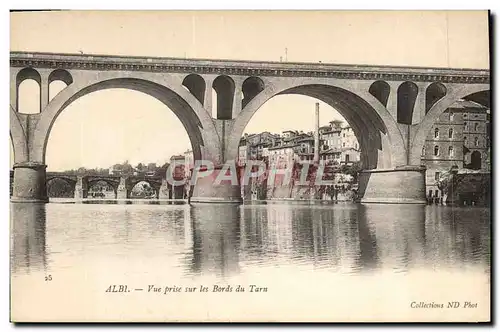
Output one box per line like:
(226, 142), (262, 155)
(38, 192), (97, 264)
(448, 128), (453, 139)
(434, 145), (439, 156)
(464, 136), (467, 143)
(343, 142), (345, 147)
(463, 113), (467, 119)
(435, 172), (441, 181)
(428, 190), (433, 198)
(422, 147), (426, 156)
(448, 146), (454, 158)
(343, 133), (346, 138)
(434, 128), (439, 139)
(345, 154), (350, 162)
(464, 123), (467, 131)
(449, 112), (454, 121)
(435, 189), (439, 198)
(475, 137), (479, 147)
(474, 123), (479, 131)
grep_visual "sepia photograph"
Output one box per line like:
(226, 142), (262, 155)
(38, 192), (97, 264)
(9, 10), (491, 323)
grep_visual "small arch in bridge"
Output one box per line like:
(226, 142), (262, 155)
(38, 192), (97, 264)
(242, 77), (265, 108)
(88, 179), (117, 199)
(397, 81), (418, 125)
(49, 69), (73, 101)
(47, 177), (76, 198)
(129, 180), (159, 199)
(182, 74), (205, 105)
(425, 82), (447, 114)
(16, 68), (42, 114)
(212, 75), (235, 120)
(368, 80), (390, 107)
(463, 90), (490, 109)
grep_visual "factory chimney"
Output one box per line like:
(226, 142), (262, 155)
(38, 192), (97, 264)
(314, 102), (320, 164)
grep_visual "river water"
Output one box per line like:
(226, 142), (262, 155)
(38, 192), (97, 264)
(10, 201), (491, 322)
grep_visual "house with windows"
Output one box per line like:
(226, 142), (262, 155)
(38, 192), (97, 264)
(421, 100), (490, 201)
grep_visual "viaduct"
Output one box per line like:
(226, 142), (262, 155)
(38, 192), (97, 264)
(9, 52), (490, 204)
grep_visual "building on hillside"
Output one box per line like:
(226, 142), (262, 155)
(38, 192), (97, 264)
(266, 144), (299, 169)
(238, 132), (280, 166)
(319, 120), (343, 152)
(340, 125), (360, 165)
(237, 118), (361, 169)
(421, 99), (490, 201)
(183, 149), (194, 177)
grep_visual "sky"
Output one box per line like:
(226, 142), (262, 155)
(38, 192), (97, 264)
(9, 11), (490, 171)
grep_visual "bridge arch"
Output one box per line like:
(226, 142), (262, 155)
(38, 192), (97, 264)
(182, 74), (205, 104)
(87, 178), (119, 198)
(213, 75), (235, 120)
(368, 80), (390, 107)
(127, 178), (163, 199)
(228, 80), (406, 169)
(397, 81), (419, 125)
(425, 82), (447, 114)
(30, 74), (221, 165)
(409, 83), (490, 165)
(46, 176), (77, 198)
(16, 67), (42, 114)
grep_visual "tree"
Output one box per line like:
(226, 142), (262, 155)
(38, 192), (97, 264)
(155, 162), (170, 179)
(339, 161), (362, 183)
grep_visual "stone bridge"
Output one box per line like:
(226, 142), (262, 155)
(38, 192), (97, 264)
(43, 172), (181, 199)
(10, 52), (490, 204)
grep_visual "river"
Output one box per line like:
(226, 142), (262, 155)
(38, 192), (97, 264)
(10, 201), (491, 322)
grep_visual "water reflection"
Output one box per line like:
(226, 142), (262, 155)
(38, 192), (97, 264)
(189, 205), (241, 278)
(359, 204), (426, 274)
(9, 202), (490, 280)
(10, 203), (47, 274)
(424, 205), (490, 272)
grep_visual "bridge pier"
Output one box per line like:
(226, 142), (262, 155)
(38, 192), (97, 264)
(11, 162), (49, 203)
(74, 176), (88, 200)
(158, 179), (170, 199)
(358, 166), (427, 204)
(190, 166), (242, 204)
(117, 177), (128, 199)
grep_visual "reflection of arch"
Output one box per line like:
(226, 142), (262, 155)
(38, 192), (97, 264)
(425, 82), (446, 114)
(368, 80), (390, 107)
(242, 77), (265, 108)
(410, 85), (489, 165)
(470, 151), (482, 170)
(182, 74), (205, 104)
(32, 75), (217, 164)
(397, 81), (418, 125)
(229, 80), (406, 170)
(213, 75), (235, 120)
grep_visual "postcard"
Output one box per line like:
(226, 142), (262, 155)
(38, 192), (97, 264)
(9, 10), (491, 322)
